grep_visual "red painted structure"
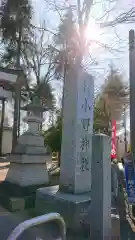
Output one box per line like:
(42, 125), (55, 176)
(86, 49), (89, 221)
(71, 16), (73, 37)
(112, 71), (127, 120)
(111, 120), (117, 159)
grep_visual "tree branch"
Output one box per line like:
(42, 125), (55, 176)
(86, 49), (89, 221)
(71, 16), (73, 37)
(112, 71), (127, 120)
(102, 7), (135, 27)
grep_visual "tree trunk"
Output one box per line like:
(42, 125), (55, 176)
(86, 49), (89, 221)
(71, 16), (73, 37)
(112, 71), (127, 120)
(0, 99), (5, 156)
(58, 151), (61, 167)
(12, 27), (21, 150)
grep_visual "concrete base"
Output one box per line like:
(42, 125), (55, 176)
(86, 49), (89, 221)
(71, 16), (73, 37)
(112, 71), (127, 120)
(5, 163), (49, 186)
(0, 181), (47, 212)
(0, 190), (34, 212)
(7, 197), (25, 212)
(35, 185), (91, 233)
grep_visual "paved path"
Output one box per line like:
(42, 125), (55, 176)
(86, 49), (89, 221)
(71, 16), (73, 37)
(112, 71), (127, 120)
(0, 162), (9, 182)
(120, 219), (135, 240)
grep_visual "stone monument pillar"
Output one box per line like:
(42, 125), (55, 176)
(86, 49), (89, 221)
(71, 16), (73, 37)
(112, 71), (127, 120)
(59, 66), (94, 194)
(5, 99), (49, 187)
(36, 65), (94, 233)
(90, 134), (111, 239)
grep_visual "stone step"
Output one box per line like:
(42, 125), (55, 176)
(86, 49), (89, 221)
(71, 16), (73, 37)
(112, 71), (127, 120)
(0, 190), (35, 212)
(0, 204), (10, 216)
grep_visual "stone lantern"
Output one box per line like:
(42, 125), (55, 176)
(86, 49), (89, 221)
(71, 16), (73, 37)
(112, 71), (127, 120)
(5, 95), (49, 187)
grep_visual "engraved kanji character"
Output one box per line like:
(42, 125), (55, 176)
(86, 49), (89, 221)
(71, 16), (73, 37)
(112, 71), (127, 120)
(80, 157), (89, 172)
(81, 118), (90, 131)
(82, 98), (91, 112)
(80, 136), (90, 152)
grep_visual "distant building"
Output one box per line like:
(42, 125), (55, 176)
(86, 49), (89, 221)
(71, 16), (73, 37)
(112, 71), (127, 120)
(0, 109), (12, 155)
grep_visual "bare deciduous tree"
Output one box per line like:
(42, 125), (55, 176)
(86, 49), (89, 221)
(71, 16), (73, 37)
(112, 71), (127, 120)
(22, 24), (56, 85)
(101, 7), (135, 27)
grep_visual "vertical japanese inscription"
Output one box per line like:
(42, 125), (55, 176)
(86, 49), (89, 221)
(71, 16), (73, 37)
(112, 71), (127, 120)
(79, 78), (92, 172)
(80, 78), (91, 132)
(81, 79), (91, 114)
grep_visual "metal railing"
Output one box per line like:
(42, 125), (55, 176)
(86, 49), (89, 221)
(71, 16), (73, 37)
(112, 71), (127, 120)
(7, 212), (66, 240)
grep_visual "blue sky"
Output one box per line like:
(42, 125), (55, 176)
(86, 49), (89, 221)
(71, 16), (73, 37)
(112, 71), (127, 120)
(31, 0), (134, 130)
(32, 0), (134, 82)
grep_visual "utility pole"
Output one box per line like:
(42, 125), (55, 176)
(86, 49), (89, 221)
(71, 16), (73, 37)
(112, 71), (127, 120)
(129, 30), (135, 163)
